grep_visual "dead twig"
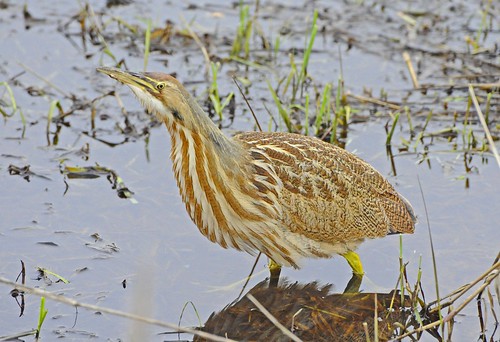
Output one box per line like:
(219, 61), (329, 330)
(180, 17), (211, 77)
(468, 84), (500, 169)
(403, 52), (419, 89)
(393, 260), (500, 340)
(347, 93), (401, 111)
(246, 294), (303, 342)
(442, 267), (499, 323)
(0, 277), (234, 342)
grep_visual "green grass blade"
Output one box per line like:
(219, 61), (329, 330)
(178, 301), (203, 328)
(220, 92), (234, 112)
(231, 2), (250, 57)
(243, 11), (252, 59)
(320, 83), (332, 124)
(274, 35), (280, 60)
(405, 106), (413, 136)
(398, 234), (406, 308)
(283, 53), (297, 98)
(38, 267), (70, 284)
(267, 80), (292, 132)
(298, 9), (318, 87)
(46, 100), (63, 145)
(144, 19), (152, 71)
(304, 93), (310, 136)
(35, 297), (48, 338)
(417, 176), (442, 322)
(1, 81), (26, 137)
(209, 94), (222, 119)
(386, 111), (400, 146)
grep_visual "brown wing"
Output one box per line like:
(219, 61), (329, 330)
(234, 131), (416, 244)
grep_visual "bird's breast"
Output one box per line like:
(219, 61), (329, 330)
(167, 124), (282, 254)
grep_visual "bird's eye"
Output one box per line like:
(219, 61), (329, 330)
(156, 82), (166, 90)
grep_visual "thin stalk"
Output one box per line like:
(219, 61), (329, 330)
(412, 256), (424, 326)
(247, 294), (303, 342)
(0, 277), (235, 342)
(282, 53), (296, 98)
(178, 301), (202, 329)
(472, 0), (491, 52)
(0, 82), (26, 137)
(484, 92), (492, 125)
(143, 18), (152, 71)
(37, 267), (70, 284)
(304, 93), (310, 136)
(330, 77), (345, 143)
(399, 235), (405, 308)
(373, 293), (379, 342)
(315, 83), (331, 132)
(386, 111), (400, 146)
(296, 9), (318, 99)
(35, 297), (48, 339)
(469, 85), (500, 169)
(320, 83), (332, 124)
(231, 1), (251, 58)
(405, 106), (413, 136)
(210, 62), (235, 120)
(274, 35), (280, 61)
(267, 80), (292, 132)
(417, 176), (442, 322)
(233, 77), (262, 132)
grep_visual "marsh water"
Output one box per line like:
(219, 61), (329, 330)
(0, 1), (499, 341)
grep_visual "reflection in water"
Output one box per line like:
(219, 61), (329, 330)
(194, 277), (431, 342)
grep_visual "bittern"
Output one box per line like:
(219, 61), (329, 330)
(97, 67), (416, 278)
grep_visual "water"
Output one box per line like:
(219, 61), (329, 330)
(1, 0), (498, 340)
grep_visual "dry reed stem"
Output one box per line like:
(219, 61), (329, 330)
(413, 83), (500, 92)
(469, 83), (500, 90)
(113, 91), (128, 117)
(468, 84), (500, 169)
(180, 17), (211, 77)
(436, 260), (500, 308)
(347, 93), (401, 110)
(246, 293), (303, 342)
(402, 52), (419, 89)
(0, 277), (235, 342)
(442, 268), (499, 323)
(362, 322), (371, 342)
(394, 260), (500, 340)
(18, 62), (69, 98)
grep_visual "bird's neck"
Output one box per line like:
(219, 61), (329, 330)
(164, 116), (244, 178)
(164, 117), (250, 238)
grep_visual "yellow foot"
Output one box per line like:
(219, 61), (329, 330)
(341, 250), (364, 276)
(268, 259), (282, 287)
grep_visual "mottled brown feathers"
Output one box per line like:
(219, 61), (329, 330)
(234, 131), (416, 244)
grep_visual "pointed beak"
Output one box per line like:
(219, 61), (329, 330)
(96, 67), (159, 94)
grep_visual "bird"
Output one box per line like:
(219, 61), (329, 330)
(97, 66), (416, 279)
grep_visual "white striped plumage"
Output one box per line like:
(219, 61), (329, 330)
(167, 121), (300, 266)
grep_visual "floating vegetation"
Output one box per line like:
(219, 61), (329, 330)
(0, 81), (26, 137)
(62, 164), (136, 203)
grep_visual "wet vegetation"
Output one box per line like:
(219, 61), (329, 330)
(0, 0), (499, 341)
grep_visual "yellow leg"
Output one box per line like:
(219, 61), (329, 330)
(268, 259), (281, 287)
(341, 250), (364, 275)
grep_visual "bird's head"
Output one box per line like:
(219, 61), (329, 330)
(97, 66), (241, 163)
(97, 67), (202, 131)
